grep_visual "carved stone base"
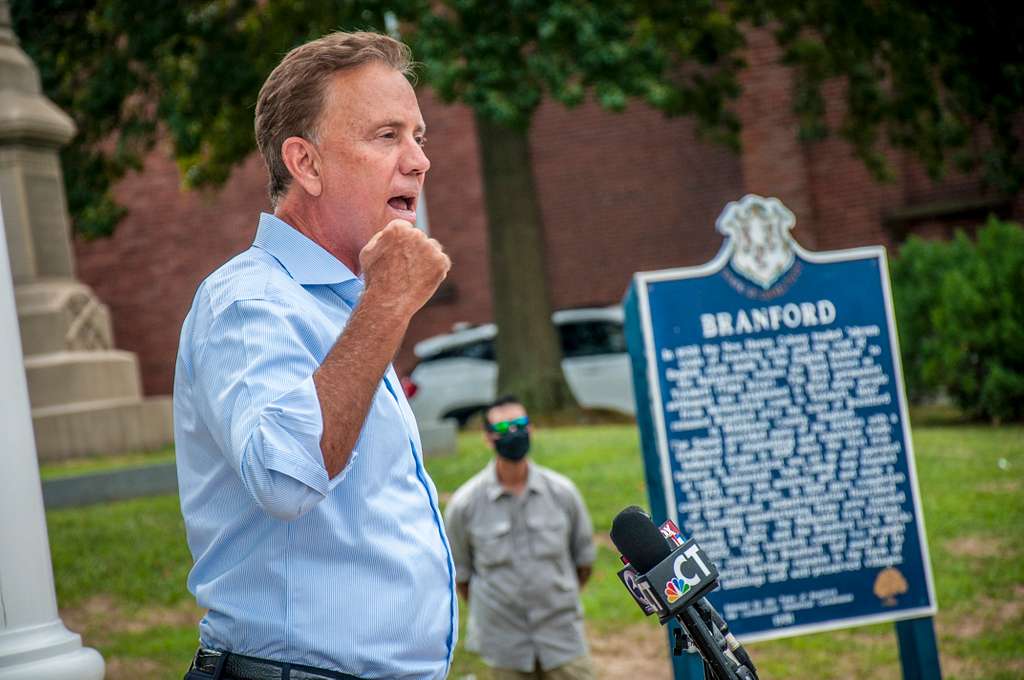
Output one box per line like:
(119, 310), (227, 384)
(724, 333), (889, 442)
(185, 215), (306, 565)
(32, 395), (173, 461)
(15, 279), (173, 461)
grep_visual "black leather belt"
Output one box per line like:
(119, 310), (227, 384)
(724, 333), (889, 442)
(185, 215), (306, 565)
(192, 648), (363, 680)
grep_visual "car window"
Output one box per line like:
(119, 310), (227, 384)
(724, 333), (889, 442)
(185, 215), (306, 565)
(419, 338), (496, 363)
(559, 321), (627, 358)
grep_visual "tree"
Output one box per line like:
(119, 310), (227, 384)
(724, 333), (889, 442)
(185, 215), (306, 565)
(402, 2), (745, 413)
(14, 0), (1024, 414)
(891, 219), (1024, 423)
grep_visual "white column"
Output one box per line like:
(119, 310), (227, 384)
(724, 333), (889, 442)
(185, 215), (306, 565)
(0, 199), (104, 678)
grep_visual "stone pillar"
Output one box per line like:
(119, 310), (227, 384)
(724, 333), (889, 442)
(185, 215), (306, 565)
(0, 200), (104, 678)
(0, 0), (172, 460)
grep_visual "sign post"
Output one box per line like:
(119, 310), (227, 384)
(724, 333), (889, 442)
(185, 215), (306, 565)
(623, 195), (941, 679)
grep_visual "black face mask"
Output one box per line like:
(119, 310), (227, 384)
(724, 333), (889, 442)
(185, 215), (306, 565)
(494, 429), (530, 461)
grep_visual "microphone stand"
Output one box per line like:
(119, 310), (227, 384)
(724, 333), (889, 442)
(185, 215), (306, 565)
(609, 509), (759, 680)
(676, 607), (747, 680)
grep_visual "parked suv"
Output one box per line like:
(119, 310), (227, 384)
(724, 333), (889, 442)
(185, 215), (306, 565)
(405, 306), (635, 453)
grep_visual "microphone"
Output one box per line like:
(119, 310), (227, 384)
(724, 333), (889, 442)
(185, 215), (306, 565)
(610, 506), (671, 573)
(610, 506), (759, 680)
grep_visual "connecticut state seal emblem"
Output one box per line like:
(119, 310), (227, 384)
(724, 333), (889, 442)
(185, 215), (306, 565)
(716, 194), (797, 290)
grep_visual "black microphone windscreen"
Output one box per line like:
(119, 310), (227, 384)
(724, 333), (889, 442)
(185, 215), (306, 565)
(610, 506), (672, 573)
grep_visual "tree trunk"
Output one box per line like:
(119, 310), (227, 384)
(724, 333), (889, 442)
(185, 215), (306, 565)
(475, 114), (578, 416)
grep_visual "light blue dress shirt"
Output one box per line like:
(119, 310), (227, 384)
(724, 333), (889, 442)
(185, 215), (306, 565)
(173, 213), (456, 679)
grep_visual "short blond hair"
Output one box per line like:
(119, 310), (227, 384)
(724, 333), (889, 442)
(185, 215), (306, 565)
(255, 31), (413, 206)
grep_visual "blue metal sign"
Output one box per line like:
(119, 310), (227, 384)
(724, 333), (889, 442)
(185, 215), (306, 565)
(624, 195), (938, 648)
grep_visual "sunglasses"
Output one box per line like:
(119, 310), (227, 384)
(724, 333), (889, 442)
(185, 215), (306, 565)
(487, 416), (529, 434)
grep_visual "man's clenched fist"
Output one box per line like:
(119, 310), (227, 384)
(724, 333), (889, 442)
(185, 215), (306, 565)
(359, 220), (450, 319)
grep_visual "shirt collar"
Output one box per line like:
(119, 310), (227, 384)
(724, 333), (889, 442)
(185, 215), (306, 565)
(252, 212), (359, 286)
(485, 459), (541, 501)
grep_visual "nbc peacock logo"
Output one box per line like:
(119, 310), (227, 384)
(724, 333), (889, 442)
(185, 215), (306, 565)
(664, 577), (691, 604)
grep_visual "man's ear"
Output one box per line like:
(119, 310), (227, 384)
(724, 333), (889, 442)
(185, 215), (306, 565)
(281, 136), (322, 197)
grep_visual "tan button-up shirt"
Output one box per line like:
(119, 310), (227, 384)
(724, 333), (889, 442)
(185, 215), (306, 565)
(444, 461), (596, 672)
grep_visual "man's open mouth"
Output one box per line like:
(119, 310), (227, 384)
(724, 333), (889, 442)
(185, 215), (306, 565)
(388, 196), (416, 212)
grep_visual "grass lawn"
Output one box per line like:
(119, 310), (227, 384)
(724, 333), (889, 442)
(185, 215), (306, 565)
(39, 444), (176, 479)
(44, 421), (1022, 679)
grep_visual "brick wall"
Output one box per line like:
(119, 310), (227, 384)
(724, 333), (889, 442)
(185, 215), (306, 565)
(74, 148), (270, 395)
(530, 97), (743, 309)
(735, 29), (819, 248)
(72, 38), (1022, 395)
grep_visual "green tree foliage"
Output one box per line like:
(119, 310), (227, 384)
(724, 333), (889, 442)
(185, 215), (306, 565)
(749, 1), (1024, 191)
(12, 0), (390, 237)
(891, 219), (1024, 423)
(409, 0), (744, 136)
(889, 234), (967, 402)
(16, 1), (1022, 240)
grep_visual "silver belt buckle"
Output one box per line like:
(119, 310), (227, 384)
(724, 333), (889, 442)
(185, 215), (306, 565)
(195, 648), (225, 673)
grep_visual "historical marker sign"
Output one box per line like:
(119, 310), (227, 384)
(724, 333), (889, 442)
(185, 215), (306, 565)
(624, 195), (938, 644)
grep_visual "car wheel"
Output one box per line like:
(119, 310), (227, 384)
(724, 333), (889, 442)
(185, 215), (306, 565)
(444, 405), (487, 429)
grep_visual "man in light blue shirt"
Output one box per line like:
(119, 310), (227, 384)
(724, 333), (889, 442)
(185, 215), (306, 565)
(174, 31), (456, 680)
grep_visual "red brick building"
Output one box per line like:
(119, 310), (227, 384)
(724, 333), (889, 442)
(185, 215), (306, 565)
(73, 35), (1021, 397)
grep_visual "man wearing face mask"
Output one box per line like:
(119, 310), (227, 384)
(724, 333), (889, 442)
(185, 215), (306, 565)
(444, 396), (597, 680)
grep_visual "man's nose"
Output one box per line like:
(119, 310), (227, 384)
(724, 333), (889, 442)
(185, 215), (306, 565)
(402, 137), (430, 176)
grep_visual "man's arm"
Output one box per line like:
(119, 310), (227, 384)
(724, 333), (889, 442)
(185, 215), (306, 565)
(444, 489), (474, 601)
(567, 483), (597, 590)
(314, 221), (449, 478)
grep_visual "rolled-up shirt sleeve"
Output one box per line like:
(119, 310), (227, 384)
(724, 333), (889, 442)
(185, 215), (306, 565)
(193, 297), (356, 520)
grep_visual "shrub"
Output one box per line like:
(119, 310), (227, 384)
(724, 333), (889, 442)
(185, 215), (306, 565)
(891, 218), (1024, 422)
(889, 234), (966, 402)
